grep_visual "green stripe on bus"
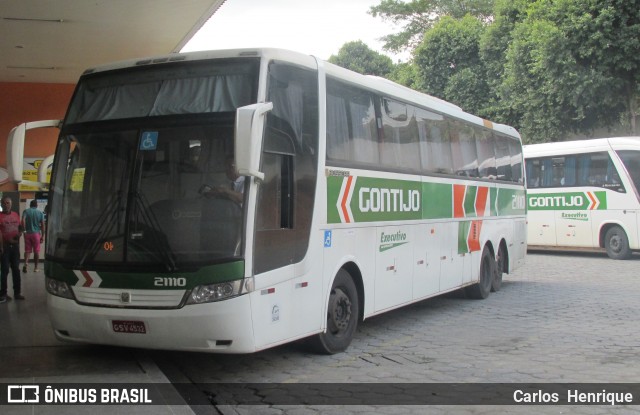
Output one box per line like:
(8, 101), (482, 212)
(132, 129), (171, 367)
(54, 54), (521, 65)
(46, 260), (245, 289)
(464, 186), (478, 217)
(327, 175), (525, 223)
(458, 221), (471, 253)
(527, 191), (607, 211)
(422, 182), (453, 219)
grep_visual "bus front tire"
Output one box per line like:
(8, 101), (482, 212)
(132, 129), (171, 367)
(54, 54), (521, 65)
(465, 246), (495, 299)
(604, 226), (632, 260)
(308, 270), (359, 354)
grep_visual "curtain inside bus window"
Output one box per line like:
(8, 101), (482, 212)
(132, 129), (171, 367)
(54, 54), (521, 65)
(475, 128), (497, 179)
(542, 158), (553, 186)
(326, 78), (378, 165)
(563, 156), (576, 186)
(577, 154), (591, 185)
(495, 134), (512, 181)
(71, 82), (162, 122)
(450, 120), (479, 177)
(326, 93), (349, 160)
(508, 137), (523, 183)
(67, 59), (259, 123)
(150, 75), (253, 115)
(525, 159), (540, 187)
(416, 108), (453, 175)
(380, 99), (420, 171)
(349, 99), (378, 164)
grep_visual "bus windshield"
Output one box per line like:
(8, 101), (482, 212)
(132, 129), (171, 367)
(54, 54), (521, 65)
(617, 150), (640, 196)
(46, 59), (259, 271)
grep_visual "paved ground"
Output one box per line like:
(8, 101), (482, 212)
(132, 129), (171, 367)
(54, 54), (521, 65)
(2, 251), (639, 414)
(152, 251), (640, 414)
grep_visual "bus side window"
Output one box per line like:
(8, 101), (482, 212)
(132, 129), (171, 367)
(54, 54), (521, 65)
(495, 134), (512, 182)
(526, 159), (541, 188)
(550, 157), (565, 186)
(563, 156), (576, 186)
(416, 108), (453, 175)
(450, 120), (479, 178)
(575, 152), (623, 191)
(475, 128), (497, 180)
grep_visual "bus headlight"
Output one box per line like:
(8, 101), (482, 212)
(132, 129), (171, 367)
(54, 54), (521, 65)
(186, 278), (254, 304)
(46, 277), (75, 299)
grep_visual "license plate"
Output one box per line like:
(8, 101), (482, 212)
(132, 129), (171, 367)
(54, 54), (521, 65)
(112, 320), (146, 334)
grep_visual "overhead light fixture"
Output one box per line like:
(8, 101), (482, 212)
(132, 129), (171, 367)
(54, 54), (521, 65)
(7, 66), (56, 70)
(3, 17), (65, 23)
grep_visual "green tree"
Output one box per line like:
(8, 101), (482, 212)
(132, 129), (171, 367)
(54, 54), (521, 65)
(388, 61), (422, 90)
(413, 15), (488, 114)
(500, 0), (639, 142)
(369, 0), (494, 53)
(549, 0), (640, 134)
(479, 0), (531, 98)
(328, 40), (394, 76)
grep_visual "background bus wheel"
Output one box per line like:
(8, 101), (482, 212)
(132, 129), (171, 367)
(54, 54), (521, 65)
(308, 270), (359, 354)
(465, 246), (495, 299)
(604, 226), (631, 260)
(492, 246), (506, 292)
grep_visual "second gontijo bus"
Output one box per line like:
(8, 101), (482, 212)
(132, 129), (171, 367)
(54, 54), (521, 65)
(10, 48), (526, 353)
(525, 137), (640, 259)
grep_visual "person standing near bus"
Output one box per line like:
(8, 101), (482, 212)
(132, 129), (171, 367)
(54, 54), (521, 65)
(0, 195), (24, 302)
(22, 199), (45, 273)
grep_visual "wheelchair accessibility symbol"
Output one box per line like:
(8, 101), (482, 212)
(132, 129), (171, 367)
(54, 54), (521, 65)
(140, 131), (158, 150)
(324, 230), (332, 248)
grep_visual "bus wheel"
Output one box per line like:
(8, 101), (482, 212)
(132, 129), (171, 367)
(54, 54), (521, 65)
(465, 246), (495, 299)
(605, 226), (632, 260)
(308, 270), (359, 354)
(492, 245), (506, 292)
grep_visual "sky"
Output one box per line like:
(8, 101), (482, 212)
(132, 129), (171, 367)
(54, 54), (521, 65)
(181, 0), (407, 62)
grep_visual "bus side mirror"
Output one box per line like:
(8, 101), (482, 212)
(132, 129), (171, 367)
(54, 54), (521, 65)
(235, 102), (273, 181)
(7, 120), (60, 186)
(38, 154), (55, 185)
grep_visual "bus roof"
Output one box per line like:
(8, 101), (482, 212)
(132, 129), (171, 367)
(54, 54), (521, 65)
(80, 47), (520, 139)
(524, 137), (640, 158)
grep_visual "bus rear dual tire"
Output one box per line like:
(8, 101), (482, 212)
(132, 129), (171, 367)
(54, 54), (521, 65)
(465, 246), (495, 300)
(307, 269), (359, 354)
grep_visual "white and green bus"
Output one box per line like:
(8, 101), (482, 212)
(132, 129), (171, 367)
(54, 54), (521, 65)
(524, 137), (640, 259)
(9, 48), (526, 353)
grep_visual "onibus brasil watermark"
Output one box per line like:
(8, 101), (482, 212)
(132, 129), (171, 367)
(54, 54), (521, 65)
(6, 384), (152, 404)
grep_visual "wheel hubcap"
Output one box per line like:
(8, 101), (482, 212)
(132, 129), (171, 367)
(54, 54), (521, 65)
(328, 288), (351, 334)
(611, 236), (621, 253)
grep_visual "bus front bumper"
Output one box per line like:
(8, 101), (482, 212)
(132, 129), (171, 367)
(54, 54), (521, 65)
(47, 293), (256, 353)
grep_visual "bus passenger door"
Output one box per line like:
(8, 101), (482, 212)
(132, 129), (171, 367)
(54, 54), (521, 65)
(413, 224), (440, 299)
(375, 225), (413, 311)
(439, 222), (464, 292)
(555, 209), (593, 247)
(527, 208), (557, 246)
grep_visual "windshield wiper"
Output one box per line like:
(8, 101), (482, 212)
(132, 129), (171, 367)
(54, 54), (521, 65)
(77, 191), (124, 267)
(130, 190), (177, 271)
